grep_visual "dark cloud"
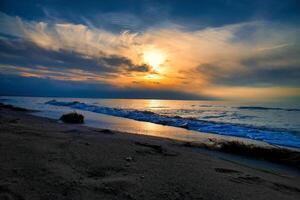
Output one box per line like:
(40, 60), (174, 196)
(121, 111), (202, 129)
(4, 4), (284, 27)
(126, 64), (151, 72)
(1, 0), (299, 32)
(197, 48), (300, 87)
(0, 73), (211, 100)
(195, 38), (300, 87)
(102, 55), (151, 72)
(242, 46), (300, 68)
(0, 32), (20, 40)
(0, 38), (150, 74)
(214, 67), (300, 86)
(197, 63), (224, 77)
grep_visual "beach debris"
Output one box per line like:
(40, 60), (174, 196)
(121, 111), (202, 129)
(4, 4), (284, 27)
(60, 112), (84, 124)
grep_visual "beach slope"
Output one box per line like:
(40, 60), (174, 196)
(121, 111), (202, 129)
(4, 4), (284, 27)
(0, 105), (299, 200)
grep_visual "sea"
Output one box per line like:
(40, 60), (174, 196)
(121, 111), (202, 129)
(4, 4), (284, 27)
(1, 96), (300, 149)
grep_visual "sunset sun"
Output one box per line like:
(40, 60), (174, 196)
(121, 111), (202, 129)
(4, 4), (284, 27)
(142, 49), (165, 71)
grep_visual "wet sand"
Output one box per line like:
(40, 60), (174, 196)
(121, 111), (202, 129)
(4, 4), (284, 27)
(0, 105), (300, 200)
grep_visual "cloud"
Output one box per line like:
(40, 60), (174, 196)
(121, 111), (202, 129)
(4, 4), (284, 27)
(0, 37), (152, 80)
(0, 73), (209, 100)
(197, 63), (300, 87)
(0, 12), (140, 56)
(0, 11), (300, 99)
(195, 41), (300, 87)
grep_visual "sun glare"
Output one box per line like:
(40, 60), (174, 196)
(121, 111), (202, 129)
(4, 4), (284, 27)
(143, 49), (165, 71)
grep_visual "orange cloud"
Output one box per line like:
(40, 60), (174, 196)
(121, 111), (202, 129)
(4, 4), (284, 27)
(1, 12), (299, 100)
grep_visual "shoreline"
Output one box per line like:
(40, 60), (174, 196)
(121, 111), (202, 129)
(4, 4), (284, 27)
(45, 98), (300, 149)
(0, 103), (300, 199)
(3, 96), (299, 149)
(2, 102), (300, 169)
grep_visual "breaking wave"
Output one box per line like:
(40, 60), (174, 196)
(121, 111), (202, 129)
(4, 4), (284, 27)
(46, 100), (300, 148)
(237, 106), (300, 112)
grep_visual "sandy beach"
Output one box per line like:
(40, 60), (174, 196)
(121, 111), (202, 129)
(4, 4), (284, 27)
(0, 105), (300, 200)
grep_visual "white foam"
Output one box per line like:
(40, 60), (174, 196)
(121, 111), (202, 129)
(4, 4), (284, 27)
(46, 100), (300, 148)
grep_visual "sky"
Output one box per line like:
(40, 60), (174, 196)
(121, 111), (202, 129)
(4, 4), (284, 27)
(0, 0), (300, 100)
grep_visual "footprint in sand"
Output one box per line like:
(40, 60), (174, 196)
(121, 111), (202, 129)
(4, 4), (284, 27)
(271, 182), (300, 194)
(230, 175), (265, 184)
(214, 168), (265, 185)
(93, 129), (115, 135)
(214, 168), (241, 174)
(84, 166), (135, 198)
(85, 166), (126, 179)
(134, 142), (179, 157)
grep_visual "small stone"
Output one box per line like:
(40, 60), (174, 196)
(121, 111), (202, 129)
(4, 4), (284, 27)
(125, 156), (133, 162)
(12, 168), (18, 173)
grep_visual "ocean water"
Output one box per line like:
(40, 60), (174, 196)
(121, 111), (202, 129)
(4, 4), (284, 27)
(1, 96), (300, 148)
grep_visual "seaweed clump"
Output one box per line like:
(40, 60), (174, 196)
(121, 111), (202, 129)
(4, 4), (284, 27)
(183, 140), (300, 169)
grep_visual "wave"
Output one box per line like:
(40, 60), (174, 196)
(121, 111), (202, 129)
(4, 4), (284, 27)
(46, 100), (300, 148)
(237, 106), (300, 112)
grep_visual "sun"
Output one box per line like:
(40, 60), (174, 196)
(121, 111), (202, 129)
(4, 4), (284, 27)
(143, 49), (165, 71)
